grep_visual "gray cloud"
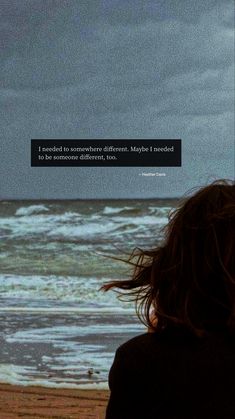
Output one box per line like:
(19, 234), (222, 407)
(0, 0), (234, 199)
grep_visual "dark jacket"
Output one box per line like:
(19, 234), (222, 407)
(106, 327), (235, 418)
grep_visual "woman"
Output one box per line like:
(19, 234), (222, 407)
(102, 180), (235, 419)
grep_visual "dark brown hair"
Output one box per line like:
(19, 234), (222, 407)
(102, 179), (235, 337)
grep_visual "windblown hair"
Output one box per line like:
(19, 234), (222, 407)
(102, 179), (235, 337)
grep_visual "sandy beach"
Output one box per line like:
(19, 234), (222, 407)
(0, 383), (109, 418)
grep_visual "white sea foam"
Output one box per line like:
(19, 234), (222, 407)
(15, 205), (49, 216)
(0, 212), (83, 238)
(6, 323), (143, 343)
(115, 215), (168, 225)
(47, 221), (118, 238)
(0, 274), (133, 308)
(103, 206), (134, 215)
(0, 307), (135, 314)
(0, 364), (109, 389)
(2, 321), (143, 389)
(1, 207), (168, 240)
(0, 364), (36, 385)
(148, 206), (172, 216)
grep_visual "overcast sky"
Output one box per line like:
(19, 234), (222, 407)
(0, 0), (234, 199)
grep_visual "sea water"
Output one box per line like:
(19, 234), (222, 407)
(0, 199), (176, 388)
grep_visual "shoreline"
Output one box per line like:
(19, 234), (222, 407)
(0, 383), (109, 418)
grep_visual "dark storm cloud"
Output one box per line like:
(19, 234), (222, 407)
(0, 0), (234, 198)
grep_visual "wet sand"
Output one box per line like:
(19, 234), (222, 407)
(0, 383), (109, 418)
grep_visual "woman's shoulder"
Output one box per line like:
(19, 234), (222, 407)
(117, 332), (156, 356)
(117, 325), (197, 350)
(116, 326), (235, 361)
(115, 328), (188, 363)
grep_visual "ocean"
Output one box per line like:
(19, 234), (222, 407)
(0, 199), (177, 389)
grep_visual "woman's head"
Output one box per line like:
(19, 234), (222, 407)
(102, 179), (235, 337)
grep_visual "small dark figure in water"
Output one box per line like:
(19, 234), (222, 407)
(102, 179), (235, 419)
